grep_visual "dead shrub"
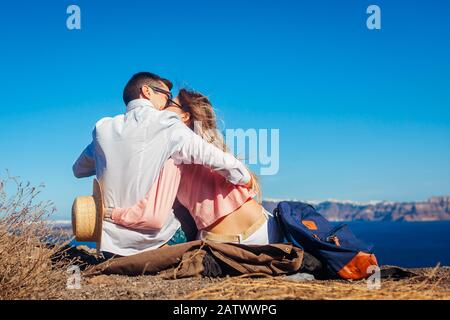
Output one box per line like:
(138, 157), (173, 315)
(0, 174), (72, 299)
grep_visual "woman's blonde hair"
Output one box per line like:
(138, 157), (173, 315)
(177, 89), (262, 202)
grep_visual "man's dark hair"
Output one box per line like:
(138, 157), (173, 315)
(122, 72), (173, 105)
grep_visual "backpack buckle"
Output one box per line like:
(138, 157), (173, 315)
(326, 235), (341, 247)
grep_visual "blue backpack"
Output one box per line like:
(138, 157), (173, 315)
(273, 201), (378, 280)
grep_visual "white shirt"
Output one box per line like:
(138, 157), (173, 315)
(73, 99), (251, 256)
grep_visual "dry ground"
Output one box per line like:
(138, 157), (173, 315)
(58, 266), (450, 300)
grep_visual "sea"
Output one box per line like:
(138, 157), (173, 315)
(69, 221), (450, 268)
(342, 221), (450, 268)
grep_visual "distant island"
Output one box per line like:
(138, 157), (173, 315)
(262, 196), (450, 222)
(51, 196), (450, 226)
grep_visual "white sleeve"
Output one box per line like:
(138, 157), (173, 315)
(72, 124), (100, 178)
(72, 142), (96, 178)
(163, 112), (251, 186)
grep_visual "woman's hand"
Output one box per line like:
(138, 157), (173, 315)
(244, 174), (254, 190)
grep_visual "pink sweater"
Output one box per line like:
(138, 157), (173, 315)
(111, 159), (255, 230)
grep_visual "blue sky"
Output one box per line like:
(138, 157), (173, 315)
(0, 0), (449, 219)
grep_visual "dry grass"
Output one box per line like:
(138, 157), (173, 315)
(0, 174), (72, 300)
(175, 267), (450, 300)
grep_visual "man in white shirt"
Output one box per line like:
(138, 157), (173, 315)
(73, 72), (252, 257)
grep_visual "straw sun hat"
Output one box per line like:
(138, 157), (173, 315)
(71, 179), (104, 251)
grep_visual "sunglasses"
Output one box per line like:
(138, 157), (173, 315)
(164, 98), (183, 109)
(149, 85), (173, 100)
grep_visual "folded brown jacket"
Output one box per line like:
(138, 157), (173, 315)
(85, 240), (304, 279)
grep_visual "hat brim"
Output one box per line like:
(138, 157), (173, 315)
(92, 179), (104, 253)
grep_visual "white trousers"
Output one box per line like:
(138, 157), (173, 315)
(197, 209), (283, 245)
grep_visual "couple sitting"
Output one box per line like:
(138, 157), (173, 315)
(73, 72), (281, 258)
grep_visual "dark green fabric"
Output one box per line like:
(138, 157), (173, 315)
(166, 227), (188, 246)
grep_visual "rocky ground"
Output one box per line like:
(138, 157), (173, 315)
(59, 266), (450, 300)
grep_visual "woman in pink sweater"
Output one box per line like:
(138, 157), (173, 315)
(106, 89), (281, 245)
